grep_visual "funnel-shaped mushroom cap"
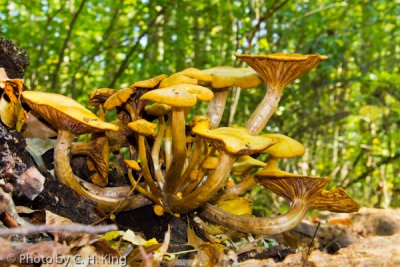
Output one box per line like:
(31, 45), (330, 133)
(177, 68), (213, 83)
(88, 88), (116, 106)
(202, 66), (261, 90)
(159, 73), (198, 88)
(256, 173), (359, 213)
(232, 155), (266, 176)
(104, 87), (136, 110)
(310, 188), (360, 213)
(22, 91), (119, 135)
(191, 116), (276, 155)
(144, 103), (172, 116)
(235, 53), (327, 89)
(262, 134), (305, 158)
(140, 84), (213, 107)
(128, 119), (157, 136)
(130, 74), (168, 89)
(124, 159), (141, 171)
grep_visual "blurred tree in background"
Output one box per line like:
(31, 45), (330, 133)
(1, 0), (399, 209)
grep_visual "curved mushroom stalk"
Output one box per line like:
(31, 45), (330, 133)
(206, 90), (228, 128)
(235, 53), (327, 135)
(245, 85), (282, 135)
(56, 131), (151, 211)
(200, 175), (359, 235)
(200, 200), (308, 235)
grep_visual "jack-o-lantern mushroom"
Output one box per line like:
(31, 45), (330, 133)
(21, 91), (149, 211)
(236, 53), (327, 135)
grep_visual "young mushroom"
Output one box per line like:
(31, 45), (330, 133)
(199, 174), (359, 235)
(21, 91), (148, 211)
(127, 119), (161, 200)
(235, 53), (327, 135)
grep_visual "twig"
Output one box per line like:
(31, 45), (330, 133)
(0, 223), (117, 236)
(307, 222), (320, 255)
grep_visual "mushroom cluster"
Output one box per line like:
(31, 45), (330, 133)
(9, 52), (359, 234)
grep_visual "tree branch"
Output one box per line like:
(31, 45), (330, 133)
(0, 223), (117, 236)
(344, 153), (400, 188)
(108, 7), (166, 88)
(50, 0), (87, 90)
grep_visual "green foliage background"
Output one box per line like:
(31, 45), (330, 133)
(1, 0), (399, 208)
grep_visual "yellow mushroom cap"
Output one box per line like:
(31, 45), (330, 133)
(22, 91), (119, 135)
(202, 66), (261, 90)
(88, 88), (117, 106)
(261, 134), (305, 158)
(159, 73), (198, 88)
(128, 119), (157, 136)
(130, 74), (168, 89)
(177, 67), (213, 83)
(235, 53), (327, 89)
(144, 103), (172, 116)
(232, 155), (266, 176)
(124, 159), (141, 171)
(191, 116), (276, 155)
(104, 87), (136, 110)
(140, 84), (213, 108)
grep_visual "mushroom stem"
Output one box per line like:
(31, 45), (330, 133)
(246, 85), (282, 135)
(176, 137), (204, 192)
(166, 152), (234, 213)
(164, 115), (172, 170)
(181, 145), (213, 196)
(75, 175), (132, 198)
(164, 108), (187, 195)
(71, 141), (91, 154)
(151, 116), (166, 186)
(54, 130), (148, 211)
(206, 90), (228, 128)
(199, 199), (308, 235)
(125, 103), (136, 121)
(127, 169), (160, 203)
(215, 175), (257, 203)
(137, 134), (161, 197)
